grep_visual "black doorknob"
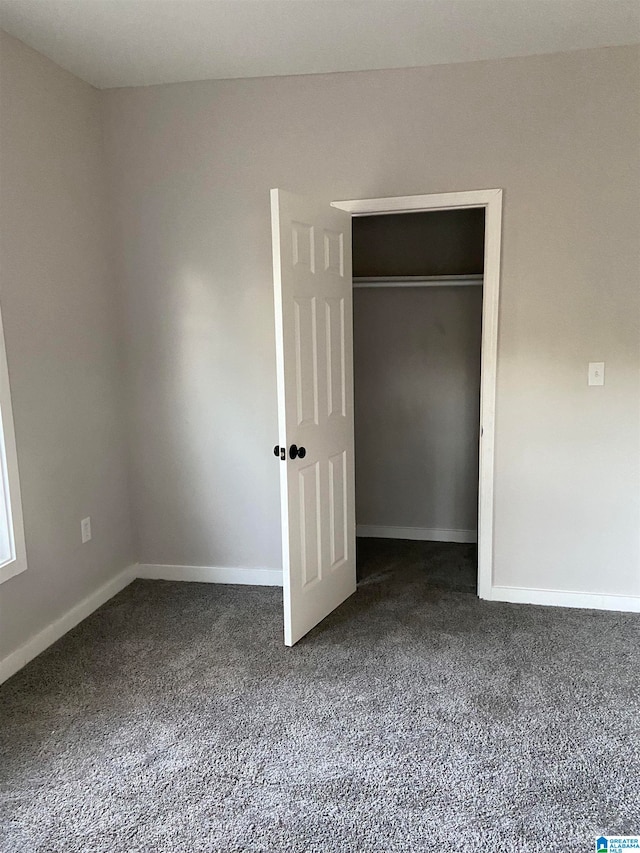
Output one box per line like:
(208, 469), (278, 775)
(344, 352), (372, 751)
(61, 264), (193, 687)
(289, 444), (306, 460)
(273, 445), (285, 460)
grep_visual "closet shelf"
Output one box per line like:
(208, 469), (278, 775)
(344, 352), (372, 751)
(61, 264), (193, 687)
(353, 274), (483, 288)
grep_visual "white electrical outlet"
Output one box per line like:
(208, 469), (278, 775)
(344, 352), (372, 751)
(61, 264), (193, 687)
(81, 517), (92, 543)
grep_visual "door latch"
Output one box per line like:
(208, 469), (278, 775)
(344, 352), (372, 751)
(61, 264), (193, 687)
(273, 445), (286, 461)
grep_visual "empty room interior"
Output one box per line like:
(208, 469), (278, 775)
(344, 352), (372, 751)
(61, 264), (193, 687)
(0, 2), (639, 851)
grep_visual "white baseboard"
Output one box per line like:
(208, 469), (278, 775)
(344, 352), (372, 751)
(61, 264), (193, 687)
(1, 561), (283, 683)
(136, 564), (283, 587)
(490, 585), (640, 613)
(5, 562), (635, 687)
(0, 564), (136, 685)
(356, 525), (477, 544)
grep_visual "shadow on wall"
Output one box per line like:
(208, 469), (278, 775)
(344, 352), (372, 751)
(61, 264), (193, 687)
(130, 259), (280, 567)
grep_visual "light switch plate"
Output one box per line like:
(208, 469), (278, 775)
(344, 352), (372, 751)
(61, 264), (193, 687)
(81, 516), (92, 543)
(588, 362), (605, 386)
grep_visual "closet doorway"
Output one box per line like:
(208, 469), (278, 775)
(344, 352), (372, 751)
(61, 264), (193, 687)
(352, 208), (484, 594)
(332, 189), (502, 599)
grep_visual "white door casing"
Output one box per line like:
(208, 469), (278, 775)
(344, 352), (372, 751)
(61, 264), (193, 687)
(271, 189), (356, 646)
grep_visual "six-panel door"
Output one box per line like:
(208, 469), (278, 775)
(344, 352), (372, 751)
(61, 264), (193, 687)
(271, 189), (356, 646)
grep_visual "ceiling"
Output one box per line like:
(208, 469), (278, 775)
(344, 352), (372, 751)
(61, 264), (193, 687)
(1, 0), (638, 90)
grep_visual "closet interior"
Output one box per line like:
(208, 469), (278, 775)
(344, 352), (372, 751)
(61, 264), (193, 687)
(352, 208), (485, 593)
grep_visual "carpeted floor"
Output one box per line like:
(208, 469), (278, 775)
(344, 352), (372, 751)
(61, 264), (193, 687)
(356, 537), (477, 591)
(1, 541), (639, 852)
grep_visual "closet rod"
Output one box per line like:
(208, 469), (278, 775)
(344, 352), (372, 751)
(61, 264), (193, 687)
(353, 274), (483, 288)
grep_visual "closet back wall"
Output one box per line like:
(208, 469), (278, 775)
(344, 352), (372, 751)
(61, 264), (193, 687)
(354, 286), (482, 537)
(352, 209), (485, 277)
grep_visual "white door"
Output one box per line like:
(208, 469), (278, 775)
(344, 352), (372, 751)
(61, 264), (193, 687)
(271, 189), (356, 646)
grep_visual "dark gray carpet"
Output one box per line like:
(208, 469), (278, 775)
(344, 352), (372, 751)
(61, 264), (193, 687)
(1, 545), (639, 852)
(357, 537), (477, 592)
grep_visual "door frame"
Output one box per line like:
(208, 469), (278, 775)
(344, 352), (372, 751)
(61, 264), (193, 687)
(331, 189), (503, 599)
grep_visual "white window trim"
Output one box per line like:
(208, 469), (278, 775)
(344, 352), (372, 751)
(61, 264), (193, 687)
(0, 302), (27, 584)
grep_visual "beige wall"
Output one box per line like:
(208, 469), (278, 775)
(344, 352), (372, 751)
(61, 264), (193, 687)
(354, 286), (482, 534)
(0, 32), (134, 659)
(103, 44), (640, 596)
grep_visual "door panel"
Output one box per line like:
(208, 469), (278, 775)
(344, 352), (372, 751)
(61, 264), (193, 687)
(293, 297), (319, 427)
(325, 297), (346, 420)
(271, 189), (356, 646)
(328, 450), (348, 569)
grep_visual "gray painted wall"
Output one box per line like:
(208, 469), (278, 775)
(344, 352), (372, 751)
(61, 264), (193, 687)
(0, 32), (134, 659)
(354, 286), (482, 534)
(102, 44), (640, 597)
